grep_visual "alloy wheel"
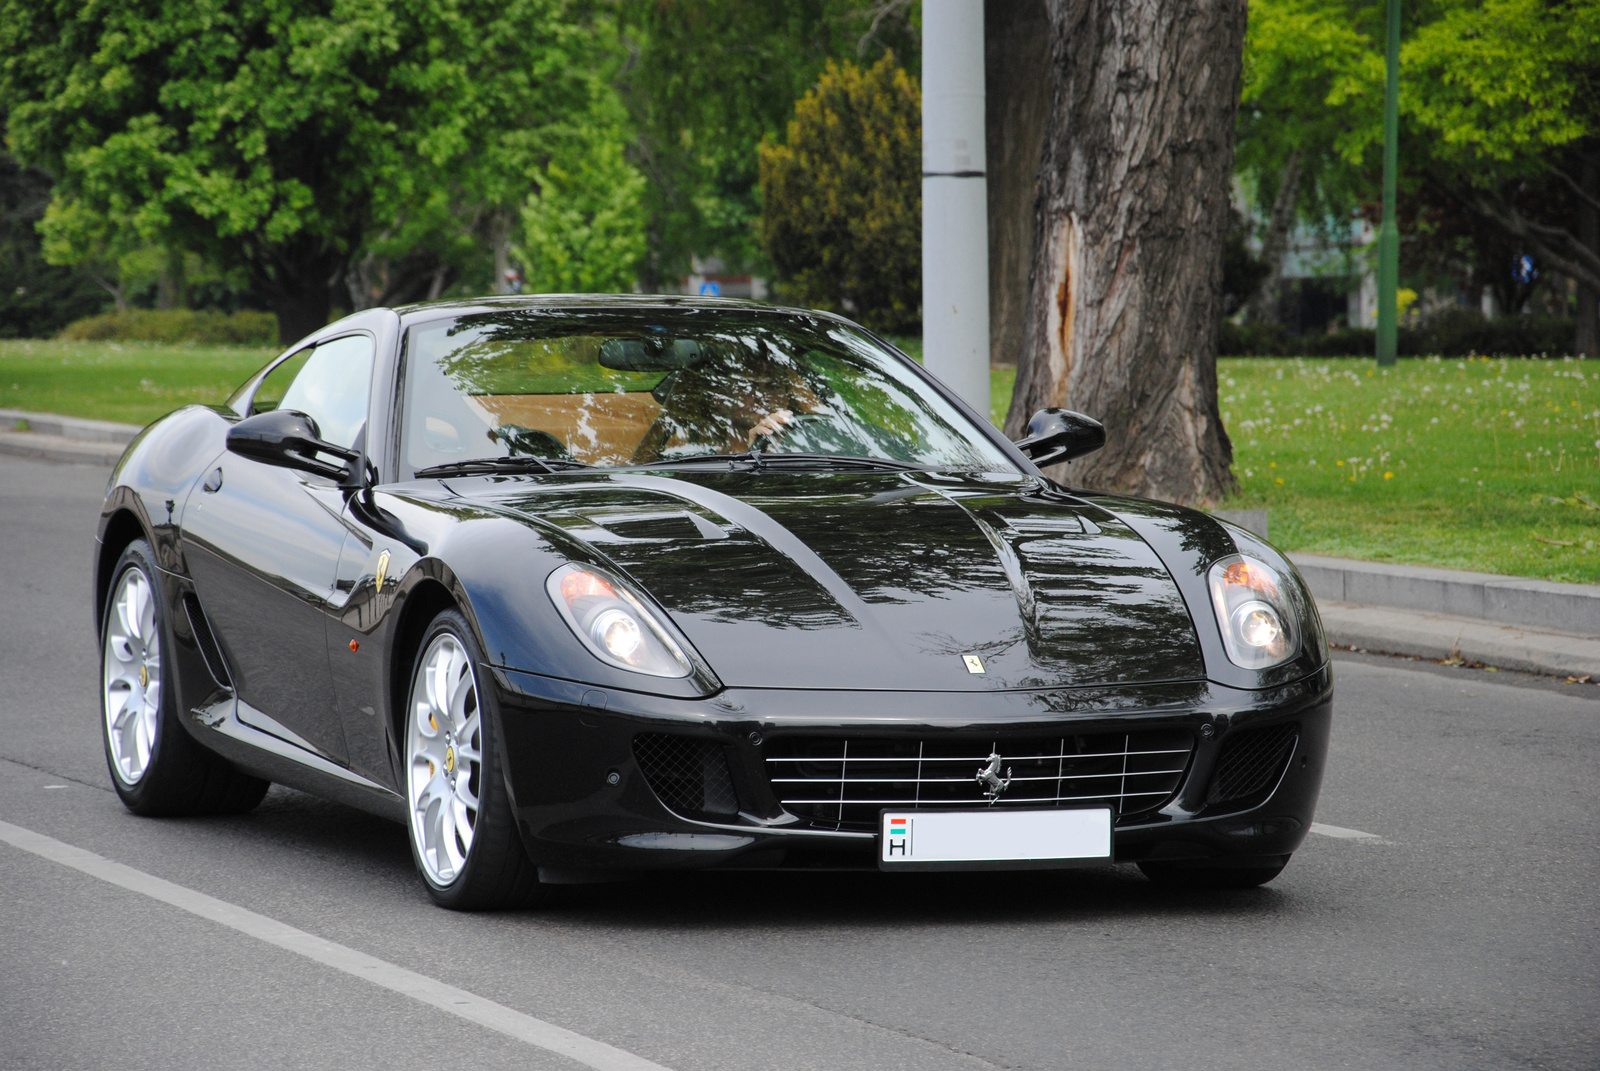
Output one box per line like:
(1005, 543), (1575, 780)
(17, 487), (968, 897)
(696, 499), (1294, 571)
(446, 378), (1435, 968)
(103, 567), (161, 785)
(406, 632), (484, 886)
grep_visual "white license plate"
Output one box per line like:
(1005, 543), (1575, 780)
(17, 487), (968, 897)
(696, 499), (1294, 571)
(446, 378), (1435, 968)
(879, 808), (1112, 869)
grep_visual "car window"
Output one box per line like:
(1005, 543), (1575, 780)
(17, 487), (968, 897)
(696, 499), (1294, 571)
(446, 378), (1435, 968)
(400, 311), (1014, 474)
(266, 335), (375, 449)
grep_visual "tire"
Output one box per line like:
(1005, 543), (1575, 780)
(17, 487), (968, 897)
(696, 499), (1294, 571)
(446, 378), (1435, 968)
(1137, 857), (1289, 889)
(403, 609), (541, 910)
(101, 539), (270, 816)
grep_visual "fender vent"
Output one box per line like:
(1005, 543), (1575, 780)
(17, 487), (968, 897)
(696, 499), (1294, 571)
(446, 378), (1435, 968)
(1208, 723), (1298, 804)
(182, 593), (233, 689)
(633, 734), (741, 820)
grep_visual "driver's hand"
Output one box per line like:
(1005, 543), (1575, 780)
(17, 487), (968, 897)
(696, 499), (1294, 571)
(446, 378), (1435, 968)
(747, 408), (795, 447)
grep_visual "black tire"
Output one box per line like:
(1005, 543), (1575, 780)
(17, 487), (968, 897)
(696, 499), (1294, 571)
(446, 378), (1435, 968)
(403, 609), (542, 910)
(1137, 857), (1289, 889)
(100, 540), (270, 816)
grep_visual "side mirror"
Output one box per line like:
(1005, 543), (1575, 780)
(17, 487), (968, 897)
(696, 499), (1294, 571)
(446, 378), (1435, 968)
(1013, 408), (1105, 467)
(227, 409), (361, 485)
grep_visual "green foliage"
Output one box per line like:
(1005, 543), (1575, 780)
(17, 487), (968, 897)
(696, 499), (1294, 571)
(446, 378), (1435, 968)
(0, 154), (109, 337)
(0, 0), (601, 339)
(614, 1), (918, 286)
(758, 54), (920, 333)
(58, 308), (277, 345)
(517, 83), (647, 294)
(1220, 311), (1578, 358)
(1403, 0), (1599, 174)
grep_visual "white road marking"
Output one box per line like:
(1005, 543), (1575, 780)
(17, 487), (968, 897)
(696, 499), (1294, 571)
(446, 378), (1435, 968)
(0, 819), (671, 1071)
(1310, 821), (1388, 842)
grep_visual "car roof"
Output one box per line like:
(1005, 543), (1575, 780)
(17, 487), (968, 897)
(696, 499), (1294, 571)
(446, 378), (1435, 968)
(392, 293), (847, 328)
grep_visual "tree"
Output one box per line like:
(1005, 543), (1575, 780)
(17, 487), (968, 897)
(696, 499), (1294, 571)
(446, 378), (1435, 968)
(1234, 0), (1385, 322)
(0, 153), (108, 336)
(614, 0), (918, 289)
(758, 54), (920, 333)
(1402, 0), (1600, 353)
(1, 0), (598, 343)
(1006, 1), (1247, 506)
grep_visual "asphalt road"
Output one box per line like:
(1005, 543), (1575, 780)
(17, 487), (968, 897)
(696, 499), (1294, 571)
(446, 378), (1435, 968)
(2, 452), (1596, 1071)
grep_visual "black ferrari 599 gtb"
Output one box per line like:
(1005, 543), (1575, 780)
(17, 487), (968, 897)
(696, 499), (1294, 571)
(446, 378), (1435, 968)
(95, 296), (1329, 908)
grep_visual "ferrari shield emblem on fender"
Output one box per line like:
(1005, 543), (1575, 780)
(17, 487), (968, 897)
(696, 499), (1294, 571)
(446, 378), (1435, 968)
(962, 654), (985, 674)
(375, 549), (390, 593)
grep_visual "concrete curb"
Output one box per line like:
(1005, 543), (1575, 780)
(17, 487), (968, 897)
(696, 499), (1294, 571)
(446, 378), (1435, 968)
(0, 409), (140, 466)
(1317, 602), (1599, 680)
(1290, 553), (1600, 638)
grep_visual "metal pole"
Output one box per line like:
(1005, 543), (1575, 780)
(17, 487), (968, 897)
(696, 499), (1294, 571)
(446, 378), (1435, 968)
(1375, 0), (1401, 366)
(922, 0), (991, 415)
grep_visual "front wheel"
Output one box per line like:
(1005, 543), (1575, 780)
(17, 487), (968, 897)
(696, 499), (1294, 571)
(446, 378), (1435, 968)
(404, 610), (541, 910)
(101, 539), (269, 816)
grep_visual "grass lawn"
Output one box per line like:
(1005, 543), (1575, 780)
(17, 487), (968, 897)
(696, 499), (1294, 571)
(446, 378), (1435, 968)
(0, 339), (277, 426)
(6, 338), (1596, 583)
(992, 356), (1599, 584)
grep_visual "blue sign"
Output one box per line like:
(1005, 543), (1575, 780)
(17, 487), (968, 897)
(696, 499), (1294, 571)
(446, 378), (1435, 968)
(698, 281), (721, 296)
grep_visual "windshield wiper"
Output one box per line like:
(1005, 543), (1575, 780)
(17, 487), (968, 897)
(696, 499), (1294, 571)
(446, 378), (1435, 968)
(639, 452), (921, 473)
(415, 456), (591, 479)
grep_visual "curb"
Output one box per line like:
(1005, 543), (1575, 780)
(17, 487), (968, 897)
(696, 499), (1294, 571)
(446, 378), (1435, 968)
(1290, 553), (1600, 638)
(1317, 602), (1600, 680)
(0, 409), (140, 466)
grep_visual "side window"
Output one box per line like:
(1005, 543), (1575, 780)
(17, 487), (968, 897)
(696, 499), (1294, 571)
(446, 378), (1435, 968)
(264, 335), (375, 449)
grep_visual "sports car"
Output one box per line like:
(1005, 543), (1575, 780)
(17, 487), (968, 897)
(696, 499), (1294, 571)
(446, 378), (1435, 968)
(95, 296), (1330, 908)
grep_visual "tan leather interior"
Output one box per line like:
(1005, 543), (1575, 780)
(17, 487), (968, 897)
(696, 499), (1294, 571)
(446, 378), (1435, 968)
(465, 392), (664, 466)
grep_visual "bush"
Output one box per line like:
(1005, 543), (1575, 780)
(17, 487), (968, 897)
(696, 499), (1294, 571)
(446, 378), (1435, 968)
(58, 308), (278, 345)
(759, 53), (920, 334)
(1220, 308), (1578, 357)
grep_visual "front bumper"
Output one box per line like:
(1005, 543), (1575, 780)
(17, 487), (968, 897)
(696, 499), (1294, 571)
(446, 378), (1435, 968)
(489, 665), (1332, 878)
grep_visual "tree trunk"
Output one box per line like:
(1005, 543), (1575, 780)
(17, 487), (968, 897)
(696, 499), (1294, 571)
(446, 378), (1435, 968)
(1245, 149), (1302, 324)
(257, 246), (342, 345)
(489, 210), (513, 295)
(1577, 145), (1598, 358)
(985, 0), (1052, 377)
(1006, 0), (1245, 506)
(156, 247), (186, 310)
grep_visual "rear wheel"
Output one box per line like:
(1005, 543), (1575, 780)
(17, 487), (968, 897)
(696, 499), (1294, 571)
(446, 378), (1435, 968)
(101, 540), (269, 816)
(1137, 857), (1289, 889)
(404, 610), (541, 910)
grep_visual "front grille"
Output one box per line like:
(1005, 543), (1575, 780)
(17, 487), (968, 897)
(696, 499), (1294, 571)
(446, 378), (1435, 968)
(633, 734), (741, 820)
(766, 730), (1194, 832)
(1208, 723), (1298, 804)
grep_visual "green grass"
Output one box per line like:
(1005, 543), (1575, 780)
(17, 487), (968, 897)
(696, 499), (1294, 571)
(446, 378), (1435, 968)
(6, 338), (1595, 582)
(0, 339), (277, 426)
(993, 356), (1600, 583)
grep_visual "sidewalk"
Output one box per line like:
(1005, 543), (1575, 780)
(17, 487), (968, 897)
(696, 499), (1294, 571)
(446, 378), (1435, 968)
(4, 407), (1595, 680)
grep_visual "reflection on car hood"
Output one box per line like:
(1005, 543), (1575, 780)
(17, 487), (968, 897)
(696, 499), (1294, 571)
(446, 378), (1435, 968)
(466, 469), (1204, 690)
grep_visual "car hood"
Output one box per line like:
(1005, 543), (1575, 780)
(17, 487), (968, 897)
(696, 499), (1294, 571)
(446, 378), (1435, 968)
(463, 469), (1205, 691)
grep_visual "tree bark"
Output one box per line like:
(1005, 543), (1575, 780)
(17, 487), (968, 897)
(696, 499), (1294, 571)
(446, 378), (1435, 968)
(1245, 149), (1302, 324)
(985, 0), (1051, 375)
(489, 210), (513, 295)
(1006, 0), (1244, 506)
(1577, 144), (1598, 358)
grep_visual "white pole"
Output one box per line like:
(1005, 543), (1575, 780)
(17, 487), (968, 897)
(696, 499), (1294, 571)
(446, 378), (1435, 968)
(921, 0), (991, 418)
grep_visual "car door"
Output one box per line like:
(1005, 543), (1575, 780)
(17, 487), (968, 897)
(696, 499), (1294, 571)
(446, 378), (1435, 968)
(182, 333), (376, 763)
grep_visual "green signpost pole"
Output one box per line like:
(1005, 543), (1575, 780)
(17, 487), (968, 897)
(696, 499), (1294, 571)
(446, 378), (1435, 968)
(1375, 0), (1401, 366)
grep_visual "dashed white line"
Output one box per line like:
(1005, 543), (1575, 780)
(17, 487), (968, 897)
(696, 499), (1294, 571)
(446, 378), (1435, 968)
(0, 819), (671, 1071)
(1310, 821), (1389, 842)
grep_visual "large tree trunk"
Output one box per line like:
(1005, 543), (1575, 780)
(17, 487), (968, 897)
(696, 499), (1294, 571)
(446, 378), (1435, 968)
(1245, 149), (1302, 324)
(256, 244), (343, 345)
(1006, 0), (1244, 506)
(985, 0), (1051, 374)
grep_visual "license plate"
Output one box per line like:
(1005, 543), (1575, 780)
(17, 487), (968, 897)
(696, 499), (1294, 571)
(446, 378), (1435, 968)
(879, 808), (1112, 870)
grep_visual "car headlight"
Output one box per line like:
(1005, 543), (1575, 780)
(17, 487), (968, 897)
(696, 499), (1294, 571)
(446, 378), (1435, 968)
(547, 563), (693, 678)
(1207, 554), (1298, 669)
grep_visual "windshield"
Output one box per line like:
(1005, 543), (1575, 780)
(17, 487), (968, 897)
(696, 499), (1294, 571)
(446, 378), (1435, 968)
(399, 308), (1015, 475)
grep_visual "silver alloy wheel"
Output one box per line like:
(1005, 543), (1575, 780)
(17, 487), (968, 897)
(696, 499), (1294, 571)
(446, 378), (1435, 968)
(406, 632), (484, 886)
(103, 566), (161, 785)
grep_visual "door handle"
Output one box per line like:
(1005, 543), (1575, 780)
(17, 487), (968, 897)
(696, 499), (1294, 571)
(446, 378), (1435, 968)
(202, 467), (223, 493)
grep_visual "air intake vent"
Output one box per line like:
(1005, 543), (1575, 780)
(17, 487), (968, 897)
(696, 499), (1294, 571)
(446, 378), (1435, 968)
(633, 735), (741, 819)
(1208, 723), (1298, 804)
(182, 593), (233, 689)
